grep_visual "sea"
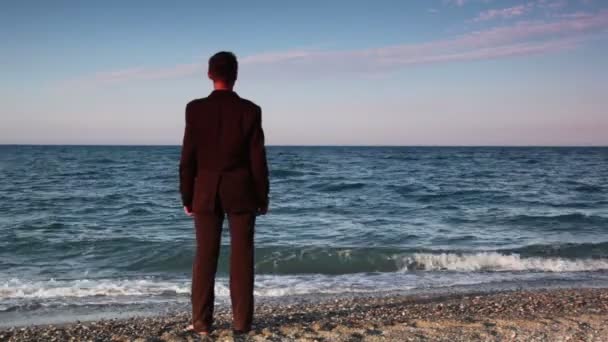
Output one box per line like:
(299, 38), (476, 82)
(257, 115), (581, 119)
(1, 145), (607, 326)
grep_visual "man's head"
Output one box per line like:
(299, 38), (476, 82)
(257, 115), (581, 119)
(208, 51), (238, 87)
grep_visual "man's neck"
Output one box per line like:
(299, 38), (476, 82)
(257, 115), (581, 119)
(213, 82), (233, 91)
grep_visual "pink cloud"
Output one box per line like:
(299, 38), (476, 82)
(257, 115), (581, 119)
(239, 9), (607, 70)
(79, 9), (608, 84)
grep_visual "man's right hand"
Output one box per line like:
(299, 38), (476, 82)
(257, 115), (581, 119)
(256, 206), (268, 216)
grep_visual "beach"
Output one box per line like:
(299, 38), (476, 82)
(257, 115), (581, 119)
(2, 287), (607, 341)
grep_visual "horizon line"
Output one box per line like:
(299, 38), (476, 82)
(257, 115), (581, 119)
(1, 144), (607, 148)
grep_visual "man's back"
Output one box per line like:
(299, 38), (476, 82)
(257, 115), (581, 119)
(187, 90), (260, 171)
(179, 90), (269, 214)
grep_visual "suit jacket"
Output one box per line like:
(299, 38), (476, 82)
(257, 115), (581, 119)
(179, 90), (269, 213)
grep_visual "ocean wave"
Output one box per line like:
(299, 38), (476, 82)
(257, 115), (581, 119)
(310, 182), (366, 192)
(254, 246), (608, 274)
(271, 169), (307, 178)
(511, 242), (608, 258)
(254, 247), (399, 274)
(400, 252), (608, 272)
(2, 264), (608, 311)
(119, 207), (156, 216)
(574, 184), (604, 193)
(507, 213), (607, 224)
(4, 241), (608, 276)
(387, 184), (429, 195)
(413, 189), (511, 203)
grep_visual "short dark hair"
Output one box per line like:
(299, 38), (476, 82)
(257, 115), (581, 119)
(208, 51), (238, 84)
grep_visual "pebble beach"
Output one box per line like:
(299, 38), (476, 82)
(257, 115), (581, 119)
(2, 287), (608, 342)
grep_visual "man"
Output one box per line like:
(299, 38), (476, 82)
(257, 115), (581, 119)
(179, 51), (269, 337)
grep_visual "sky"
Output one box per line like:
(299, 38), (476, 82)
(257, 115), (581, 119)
(1, 0), (607, 146)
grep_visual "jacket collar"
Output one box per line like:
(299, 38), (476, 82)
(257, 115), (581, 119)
(209, 89), (239, 98)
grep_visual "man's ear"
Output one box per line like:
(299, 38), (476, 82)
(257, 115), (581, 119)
(207, 72), (213, 81)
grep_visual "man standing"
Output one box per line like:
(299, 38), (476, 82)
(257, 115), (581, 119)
(179, 51), (269, 336)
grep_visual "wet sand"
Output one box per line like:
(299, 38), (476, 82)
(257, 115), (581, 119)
(1, 288), (607, 341)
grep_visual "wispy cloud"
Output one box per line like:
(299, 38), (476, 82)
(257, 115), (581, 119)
(92, 63), (201, 83)
(444, 0), (493, 7)
(537, 0), (569, 11)
(471, 0), (578, 23)
(446, 0), (469, 6)
(240, 50), (315, 65)
(473, 4), (534, 22)
(74, 9), (608, 85)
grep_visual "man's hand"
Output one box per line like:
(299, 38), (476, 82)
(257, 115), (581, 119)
(184, 206), (193, 217)
(256, 205), (268, 216)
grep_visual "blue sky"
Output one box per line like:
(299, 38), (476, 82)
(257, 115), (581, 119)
(1, 0), (607, 145)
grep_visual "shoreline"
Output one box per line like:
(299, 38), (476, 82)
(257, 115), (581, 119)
(2, 287), (607, 341)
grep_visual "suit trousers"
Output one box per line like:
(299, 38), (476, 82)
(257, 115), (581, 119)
(191, 198), (256, 332)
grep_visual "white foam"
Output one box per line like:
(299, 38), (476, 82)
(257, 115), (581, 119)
(0, 276), (404, 302)
(2, 254), (607, 307)
(0, 278), (191, 300)
(253, 274), (413, 297)
(400, 252), (608, 272)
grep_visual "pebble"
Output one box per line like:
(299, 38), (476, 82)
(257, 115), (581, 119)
(1, 288), (607, 341)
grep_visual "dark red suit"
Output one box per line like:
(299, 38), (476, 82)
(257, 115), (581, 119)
(179, 89), (269, 332)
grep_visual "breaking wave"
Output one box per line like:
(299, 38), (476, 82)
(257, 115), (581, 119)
(400, 252), (608, 272)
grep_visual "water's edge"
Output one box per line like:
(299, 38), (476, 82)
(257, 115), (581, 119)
(2, 278), (607, 328)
